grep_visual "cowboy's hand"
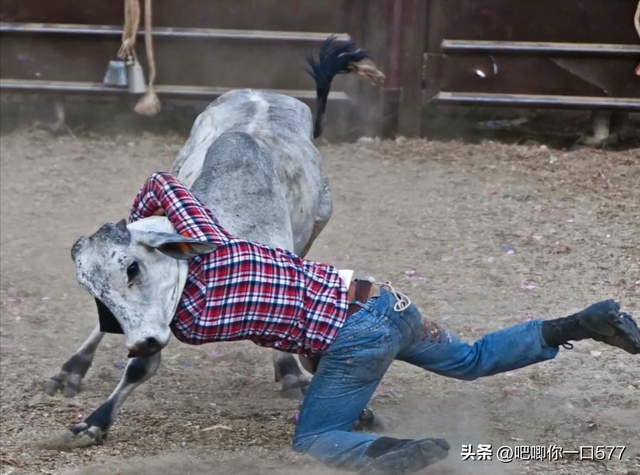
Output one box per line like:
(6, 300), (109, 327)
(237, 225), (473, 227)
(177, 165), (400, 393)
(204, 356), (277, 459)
(152, 208), (165, 216)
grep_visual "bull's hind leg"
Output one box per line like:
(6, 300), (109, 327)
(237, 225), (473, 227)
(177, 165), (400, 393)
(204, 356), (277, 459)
(43, 325), (104, 397)
(298, 219), (329, 261)
(298, 172), (332, 260)
(63, 351), (161, 445)
(272, 176), (333, 398)
(273, 351), (310, 399)
(273, 216), (330, 399)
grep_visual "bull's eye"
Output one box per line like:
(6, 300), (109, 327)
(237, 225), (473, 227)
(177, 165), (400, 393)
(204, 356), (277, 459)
(127, 261), (140, 284)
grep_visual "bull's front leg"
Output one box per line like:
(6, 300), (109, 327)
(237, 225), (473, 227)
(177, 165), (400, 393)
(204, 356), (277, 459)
(63, 351), (161, 445)
(44, 325), (104, 397)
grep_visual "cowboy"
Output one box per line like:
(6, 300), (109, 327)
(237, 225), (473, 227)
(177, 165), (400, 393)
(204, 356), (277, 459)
(86, 171), (640, 475)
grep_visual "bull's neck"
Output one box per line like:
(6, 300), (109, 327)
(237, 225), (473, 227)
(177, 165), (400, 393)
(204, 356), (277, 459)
(169, 259), (190, 318)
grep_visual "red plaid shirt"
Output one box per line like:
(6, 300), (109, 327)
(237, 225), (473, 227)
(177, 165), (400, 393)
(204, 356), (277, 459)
(129, 171), (349, 355)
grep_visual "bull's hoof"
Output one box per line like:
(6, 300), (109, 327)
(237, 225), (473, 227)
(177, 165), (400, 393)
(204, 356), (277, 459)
(60, 399), (114, 447)
(280, 374), (309, 401)
(43, 372), (84, 398)
(66, 423), (108, 446)
(353, 408), (385, 433)
(44, 354), (93, 398)
(281, 387), (305, 400)
(43, 379), (61, 396)
(45, 426), (107, 449)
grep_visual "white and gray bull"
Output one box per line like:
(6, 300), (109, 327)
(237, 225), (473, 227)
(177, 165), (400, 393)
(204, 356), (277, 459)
(44, 37), (385, 444)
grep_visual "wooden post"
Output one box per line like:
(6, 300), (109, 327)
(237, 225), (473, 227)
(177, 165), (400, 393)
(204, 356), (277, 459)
(349, 0), (387, 138)
(397, 0), (428, 137)
(381, 0), (404, 139)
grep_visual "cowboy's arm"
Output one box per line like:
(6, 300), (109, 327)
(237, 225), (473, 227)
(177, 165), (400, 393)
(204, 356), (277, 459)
(129, 171), (230, 245)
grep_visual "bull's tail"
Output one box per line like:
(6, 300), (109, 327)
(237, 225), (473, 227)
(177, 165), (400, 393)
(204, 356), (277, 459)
(305, 36), (385, 139)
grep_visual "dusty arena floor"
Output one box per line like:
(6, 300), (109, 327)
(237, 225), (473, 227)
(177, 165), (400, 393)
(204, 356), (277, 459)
(1, 129), (639, 475)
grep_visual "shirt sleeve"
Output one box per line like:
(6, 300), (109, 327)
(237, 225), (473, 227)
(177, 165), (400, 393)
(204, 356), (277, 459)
(129, 171), (231, 246)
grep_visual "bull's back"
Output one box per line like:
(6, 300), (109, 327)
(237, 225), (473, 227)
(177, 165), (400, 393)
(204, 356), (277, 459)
(172, 89), (325, 253)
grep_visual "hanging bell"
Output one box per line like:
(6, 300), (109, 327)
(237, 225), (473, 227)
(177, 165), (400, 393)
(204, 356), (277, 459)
(103, 60), (128, 87)
(128, 58), (147, 94)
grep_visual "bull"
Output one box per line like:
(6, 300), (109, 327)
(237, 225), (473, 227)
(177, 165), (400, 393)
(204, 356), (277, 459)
(44, 36), (384, 445)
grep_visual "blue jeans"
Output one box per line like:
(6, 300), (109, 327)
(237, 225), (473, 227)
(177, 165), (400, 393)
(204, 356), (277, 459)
(292, 288), (559, 470)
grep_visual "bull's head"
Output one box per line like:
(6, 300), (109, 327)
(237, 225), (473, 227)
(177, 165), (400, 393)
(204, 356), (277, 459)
(71, 217), (215, 358)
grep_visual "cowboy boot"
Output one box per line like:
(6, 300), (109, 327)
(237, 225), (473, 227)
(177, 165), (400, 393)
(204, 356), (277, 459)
(358, 436), (450, 475)
(541, 299), (640, 354)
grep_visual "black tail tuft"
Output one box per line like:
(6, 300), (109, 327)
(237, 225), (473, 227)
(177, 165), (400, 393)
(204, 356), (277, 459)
(306, 36), (372, 139)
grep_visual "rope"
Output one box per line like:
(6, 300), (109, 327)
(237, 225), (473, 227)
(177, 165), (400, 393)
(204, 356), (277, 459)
(635, 1), (640, 76)
(635, 1), (640, 39)
(134, 0), (161, 115)
(375, 281), (411, 312)
(374, 280), (449, 342)
(142, 0), (156, 89)
(117, 0), (141, 62)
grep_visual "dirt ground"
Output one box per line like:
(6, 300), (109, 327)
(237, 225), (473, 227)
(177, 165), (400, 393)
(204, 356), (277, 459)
(1, 126), (639, 475)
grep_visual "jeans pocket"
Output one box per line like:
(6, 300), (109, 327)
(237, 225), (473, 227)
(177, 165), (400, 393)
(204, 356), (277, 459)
(331, 305), (388, 350)
(340, 330), (395, 383)
(327, 314), (395, 383)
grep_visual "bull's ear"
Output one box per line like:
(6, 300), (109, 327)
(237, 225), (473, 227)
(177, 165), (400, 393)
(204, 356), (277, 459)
(136, 231), (216, 260)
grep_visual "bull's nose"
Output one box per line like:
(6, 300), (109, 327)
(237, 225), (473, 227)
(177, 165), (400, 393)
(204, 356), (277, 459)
(127, 337), (162, 358)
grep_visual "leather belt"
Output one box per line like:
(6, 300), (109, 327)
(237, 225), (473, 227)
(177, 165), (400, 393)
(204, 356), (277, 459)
(346, 279), (380, 317)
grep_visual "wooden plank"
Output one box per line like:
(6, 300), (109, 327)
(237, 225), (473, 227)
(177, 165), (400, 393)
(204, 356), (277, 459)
(434, 92), (640, 111)
(0, 0), (353, 33)
(440, 40), (640, 58)
(0, 78), (353, 102)
(0, 22), (351, 43)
